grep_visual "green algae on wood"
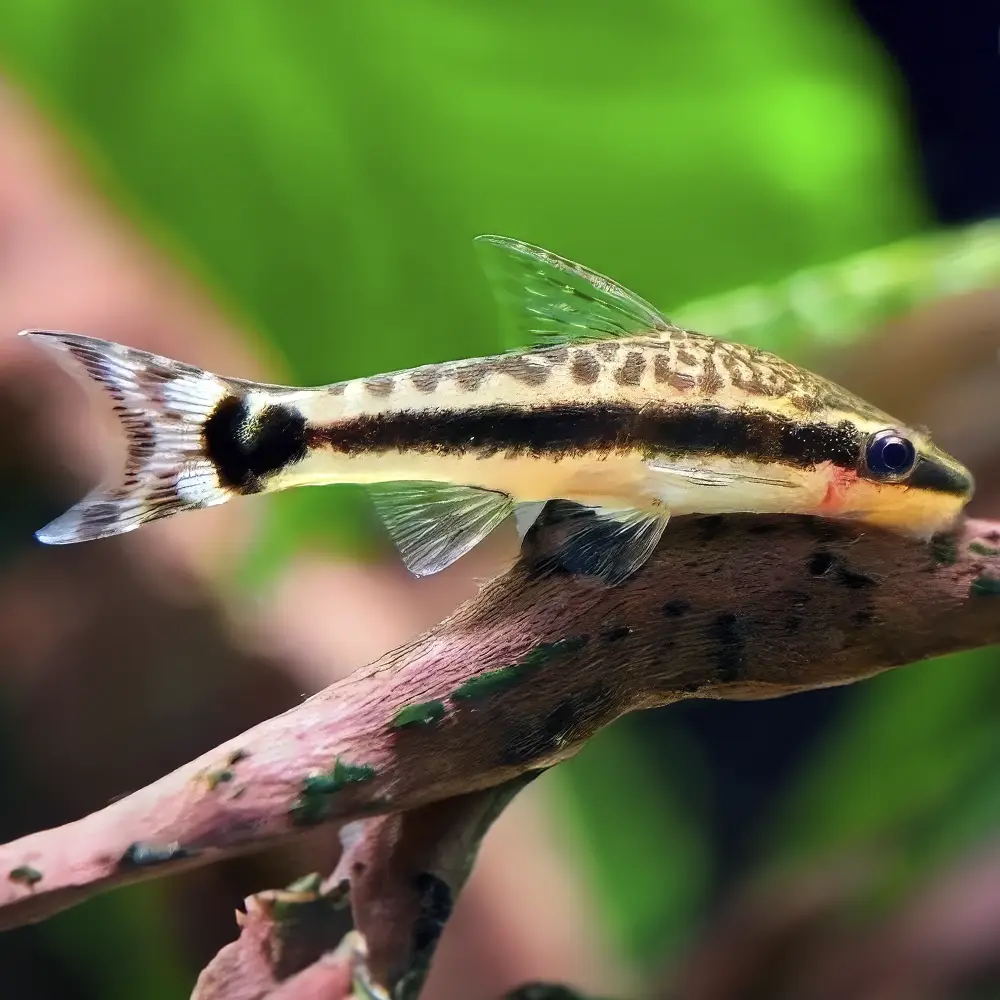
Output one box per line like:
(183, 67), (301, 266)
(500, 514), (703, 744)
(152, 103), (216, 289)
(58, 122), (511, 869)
(969, 540), (1000, 557)
(8, 865), (42, 887)
(930, 533), (959, 565)
(200, 748), (248, 790)
(203, 768), (234, 790)
(451, 636), (589, 703)
(284, 872), (323, 895)
(290, 757), (377, 826)
(970, 574), (1000, 597)
(391, 700), (447, 730)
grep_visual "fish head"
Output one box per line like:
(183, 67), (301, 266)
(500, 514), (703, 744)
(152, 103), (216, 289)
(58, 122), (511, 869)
(829, 416), (974, 538)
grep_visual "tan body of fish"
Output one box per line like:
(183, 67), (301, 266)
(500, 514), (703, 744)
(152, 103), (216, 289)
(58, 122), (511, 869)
(22, 236), (974, 584)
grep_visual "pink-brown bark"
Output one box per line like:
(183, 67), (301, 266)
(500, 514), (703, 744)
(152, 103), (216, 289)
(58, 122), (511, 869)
(1, 512), (999, 996)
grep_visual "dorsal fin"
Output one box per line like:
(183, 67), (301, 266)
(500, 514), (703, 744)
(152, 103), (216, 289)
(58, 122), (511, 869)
(474, 235), (673, 348)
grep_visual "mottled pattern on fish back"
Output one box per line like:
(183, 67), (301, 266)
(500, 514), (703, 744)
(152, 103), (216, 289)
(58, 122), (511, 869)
(313, 327), (894, 430)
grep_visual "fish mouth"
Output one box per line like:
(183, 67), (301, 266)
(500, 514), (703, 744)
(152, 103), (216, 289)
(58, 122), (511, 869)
(909, 454), (975, 499)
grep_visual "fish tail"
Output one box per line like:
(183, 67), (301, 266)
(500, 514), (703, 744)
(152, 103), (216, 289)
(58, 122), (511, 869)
(22, 330), (242, 544)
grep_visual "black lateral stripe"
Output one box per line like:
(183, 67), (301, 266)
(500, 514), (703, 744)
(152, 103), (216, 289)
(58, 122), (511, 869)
(308, 403), (864, 469)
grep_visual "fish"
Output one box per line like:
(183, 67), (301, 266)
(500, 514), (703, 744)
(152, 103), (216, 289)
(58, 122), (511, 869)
(21, 235), (974, 585)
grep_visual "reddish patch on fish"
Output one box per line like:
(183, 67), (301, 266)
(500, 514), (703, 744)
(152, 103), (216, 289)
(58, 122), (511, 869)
(818, 464), (857, 514)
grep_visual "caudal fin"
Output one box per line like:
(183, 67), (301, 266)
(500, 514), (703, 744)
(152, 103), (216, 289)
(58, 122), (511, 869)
(23, 330), (236, 544)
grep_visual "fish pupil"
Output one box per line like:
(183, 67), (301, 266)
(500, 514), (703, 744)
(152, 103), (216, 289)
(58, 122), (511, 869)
(865, 430), (916, 480)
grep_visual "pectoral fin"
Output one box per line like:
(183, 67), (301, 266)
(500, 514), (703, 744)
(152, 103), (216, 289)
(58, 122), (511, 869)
(368, 482), (513, 577)
(514, 500), (547, 540)
(536, 500), (670, 585)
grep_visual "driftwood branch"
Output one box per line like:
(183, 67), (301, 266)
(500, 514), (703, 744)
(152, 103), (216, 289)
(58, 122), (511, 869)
(190, 776), (536, 1000)
(1, 511), (999, 995)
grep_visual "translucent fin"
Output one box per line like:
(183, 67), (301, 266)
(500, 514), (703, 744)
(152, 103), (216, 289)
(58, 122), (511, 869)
(368, 481), (514, 577)
(474, 234), (672, 348)
(539, 500), (669, 586)
(22, 330), (234, 544)
(514, 500), (547, 540)
(645, 459), (802, 489)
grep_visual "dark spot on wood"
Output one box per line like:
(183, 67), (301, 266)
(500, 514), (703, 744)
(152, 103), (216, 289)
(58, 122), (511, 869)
(411, 369), (440, 393)
(837, 562), (877, 590)
(364, 376), (394, 396)
(711, 612), (747, 683)
(808, 551), (835, 576)
(602, 624), (632, 642)
(204, 395), (308, 494)
(614, 351), (646, 386)
(411, 871), (453, 957)
(497, 682), (609, 767)
(596, 342), (620, 360)
(807, 550), (875, 589)
(570, 351), (600, 384)
(662, 598), (690, 617)
(543, 345), (569, 364)
(676, 348), (698, 366)
(328, 382), (346, 396)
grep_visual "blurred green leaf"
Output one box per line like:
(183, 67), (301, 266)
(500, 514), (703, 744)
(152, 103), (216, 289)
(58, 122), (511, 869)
(554, 719), (711, 967)
(766, 647), (1000, 904)
(674, 218), (1000, 359)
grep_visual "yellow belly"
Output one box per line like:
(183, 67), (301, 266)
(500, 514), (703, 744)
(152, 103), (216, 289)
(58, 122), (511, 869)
(277, 449), (831, 518)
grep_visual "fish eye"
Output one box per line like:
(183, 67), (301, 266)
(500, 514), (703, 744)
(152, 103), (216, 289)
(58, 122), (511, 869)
(864, 429), (917, 481)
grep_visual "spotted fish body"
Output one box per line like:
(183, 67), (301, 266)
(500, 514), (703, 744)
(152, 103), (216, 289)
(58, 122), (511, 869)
(23, 236), (973, 584)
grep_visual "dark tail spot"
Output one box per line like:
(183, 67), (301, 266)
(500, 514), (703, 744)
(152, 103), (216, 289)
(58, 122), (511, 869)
(204, 395), (307, 494)
(711, 612), (747, 682)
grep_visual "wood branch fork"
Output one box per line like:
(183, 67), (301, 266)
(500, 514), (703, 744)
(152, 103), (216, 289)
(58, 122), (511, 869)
(1, 512), (999, 998)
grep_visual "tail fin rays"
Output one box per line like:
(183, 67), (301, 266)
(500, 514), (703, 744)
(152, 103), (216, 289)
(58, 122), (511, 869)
(22, 330), (233, 544)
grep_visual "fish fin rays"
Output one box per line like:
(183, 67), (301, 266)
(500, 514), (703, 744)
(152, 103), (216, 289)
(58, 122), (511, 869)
(514, 500), (547, 540)
(22, 330), (233, 544)
(537, 500), (670, 586)
(645, 459), (803, 490)
(368, 481), (513, 577)
(473, 234), (674, 349)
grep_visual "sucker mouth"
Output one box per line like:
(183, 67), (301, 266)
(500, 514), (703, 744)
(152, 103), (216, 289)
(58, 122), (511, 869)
(908, 456), (974, 498)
